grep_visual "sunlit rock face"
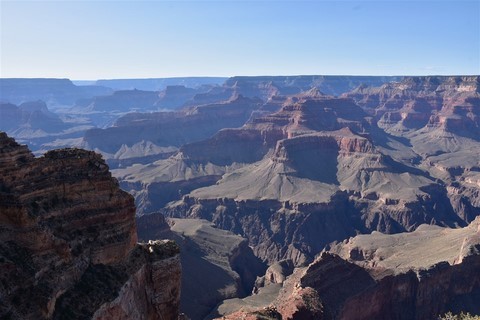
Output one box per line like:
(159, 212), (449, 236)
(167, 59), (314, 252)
(0, 132), (181, 320)
(345, 76), (480, 137)
(216, 218), (480, 320)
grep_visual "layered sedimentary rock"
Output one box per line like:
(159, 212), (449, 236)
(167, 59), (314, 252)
(80, 89), (161, 112)
(224, 75), (401, 98)
(0, 101), (70, 136)
(163, 127), (460, 265)
(0, 132), (180, 319)
(107, 84), (472, 266)
(217, 218), (480, 319)
(84, 95), (262, 154)
(137, 214), (265, 320)
(345, 76), (480, 137)
(117, 94), (371, 215)
(345, 76), (480, 226)
(156, 85), (201, 109)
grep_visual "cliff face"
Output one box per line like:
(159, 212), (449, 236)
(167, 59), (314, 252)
(224, 75), (401, 97)
(83, 89), (160, 112)
(137, 215), (265, 320)
(164, 193), (357, 266)
(162, 128), (460, 265)
(84, 95), (262, 154)
(119, 95), (371, 216)
(345, 76), (480, 138)
(286, 217), (480, 320)
(0, 101), (70, 137)
(0, 78), (111, 106)
(217, 218), (480, 320)
(0, 132), (180, 319)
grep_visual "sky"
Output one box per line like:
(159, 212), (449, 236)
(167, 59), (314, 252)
(1, 0), (479, 79)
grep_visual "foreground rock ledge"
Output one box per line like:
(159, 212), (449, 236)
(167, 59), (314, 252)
(0, 132), (181, 320)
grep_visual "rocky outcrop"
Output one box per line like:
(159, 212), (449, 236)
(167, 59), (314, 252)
(288, 218), (480, 319)
(0, 132), (181, 319)
(254, 259), (295, 290)
(244, 95), (368, 141)
(218, 218), (480, 319)
(55, 240), (181, 320)
(137, 215), (265, 320)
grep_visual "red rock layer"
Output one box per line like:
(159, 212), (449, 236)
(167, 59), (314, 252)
(0, 132), (180, 319)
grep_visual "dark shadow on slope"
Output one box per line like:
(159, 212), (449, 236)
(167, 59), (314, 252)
(288, 142), (340, 185)
(137, 213), (266, 320)
(172, 232), (265, 320)
(301, 253), (377, 319)
(380, 155), (436, 180)
(368, 123), (413, 151)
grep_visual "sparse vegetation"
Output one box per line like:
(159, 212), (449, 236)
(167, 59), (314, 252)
(439, 312), (480, 320)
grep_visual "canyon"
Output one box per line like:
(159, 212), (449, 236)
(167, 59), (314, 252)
(1, 75), (479, 319)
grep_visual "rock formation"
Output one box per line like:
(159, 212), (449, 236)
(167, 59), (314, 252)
(344, 76), (480, 137)
(0, 78), (111, 106)
(104, 79), (479, 267)
(162, 129), (461, 266)
(83, 95), (262, 154)
(3, 75), (480, 319)
(0, 100), (70, 136)
(79, 89), (161, 112)
(137, 214), (265, 320)
(0, 132), (181, 319)
(216, 217), (480, 319)
(156, 85), (201, 109)
(224, 75), (401, 98)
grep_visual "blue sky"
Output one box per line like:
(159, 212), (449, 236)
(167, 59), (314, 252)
(1, 0), (479, 79)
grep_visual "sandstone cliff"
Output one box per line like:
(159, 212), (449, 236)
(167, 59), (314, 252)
(0, 132), (181, 319)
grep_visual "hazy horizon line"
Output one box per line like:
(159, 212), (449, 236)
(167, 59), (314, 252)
(1, 74), (479, 82)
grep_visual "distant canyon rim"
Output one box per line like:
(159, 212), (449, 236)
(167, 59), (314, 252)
(0, 75), (479, 319)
